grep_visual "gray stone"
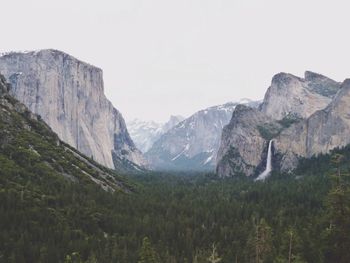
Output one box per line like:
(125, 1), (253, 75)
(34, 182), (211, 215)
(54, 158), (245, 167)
(276, 79), (350, 171)
(259, 72), (339, 120)
(127, 115), (184, 153)
(0, 49), (146, 170)
(146, 99), (260, 171)
(216, 71), (344, 177)
(216, 105), (276, 177)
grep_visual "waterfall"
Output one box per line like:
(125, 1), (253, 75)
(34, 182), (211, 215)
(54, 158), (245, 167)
(255, 140), (273, 181)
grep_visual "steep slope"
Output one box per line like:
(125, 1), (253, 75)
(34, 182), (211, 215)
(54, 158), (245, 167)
(146, 99), (260, 171)
(127, 115), (184, 153)
(0, 74), (131, 192)
(162, 115), (185, 132)
(259, 72), (340, 120)
(217, 71), (342, 177)
(0, 49), (146, 171)
(275, 79), (350, 171)
(216, 105), (280, 177)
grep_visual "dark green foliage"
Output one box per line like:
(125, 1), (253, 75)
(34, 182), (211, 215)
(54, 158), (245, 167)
(0, 162), (341, 262)
(257, 123), (281, 140)
(323, 154), (350, 263)
(138, 237), (160, 263)
(257, 115), (301, 141)
(2, 119), (350, 262)
(219, 146), (252, 177)
(277, 115), (302, 128)
(1, 78), (350, 262)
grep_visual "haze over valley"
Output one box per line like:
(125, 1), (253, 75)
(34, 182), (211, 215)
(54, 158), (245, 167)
(1, 1), (350, 262)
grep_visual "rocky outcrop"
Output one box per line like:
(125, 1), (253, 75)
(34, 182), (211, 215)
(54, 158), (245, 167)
(0, 75), (9, 94)
(127, 115), (184, 153)
(304, 71), (341, 97)
(216, 105), (280, 177)
(259, 72), (340, 120)
(0, 49), (146, 170)
(0, 73), (131, 192)
(146, 99), (260, 171)
(162, 115), (185, 133)
(275, 79), (350, 171)
(217, 71), (343, 177)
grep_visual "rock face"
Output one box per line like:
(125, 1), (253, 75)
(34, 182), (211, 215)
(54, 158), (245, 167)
(127, 115), (184, 153)
(0, 73), (131, 192)
(275, 79), (350, 171)
(146, 99), (260, 171)
(0, 75), (9, 94)
(217, 71), (343, 177)
(259, 72), (340, 120)
(216, 105), (276, 177)
(0, 49), (146, 170)
(162, 115), (185, 133)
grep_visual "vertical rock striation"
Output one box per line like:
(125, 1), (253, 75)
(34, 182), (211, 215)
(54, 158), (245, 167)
(275, 79), (350, 171)
(217, 71), (343, 177)
(216, 105), (277, 177)
(146, 100), (260, 171)
(259, 72), (340, 120)
(0, 49), (146, 170)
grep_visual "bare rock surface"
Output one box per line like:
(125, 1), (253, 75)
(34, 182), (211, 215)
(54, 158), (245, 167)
(0, 49), (146, 170)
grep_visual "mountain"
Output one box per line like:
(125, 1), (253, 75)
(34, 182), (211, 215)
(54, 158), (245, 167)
(275, 79), (350, 171)
(0, 73), (131, 192)
(216, 71), (344, 177)
(0, 49), (146, 171)
(259, 71), (340, 120)
(127, 115), (184, 153)
(146, 99), (260, 171)
(162, 115), (185, 133)
(216, 105), (278, 177)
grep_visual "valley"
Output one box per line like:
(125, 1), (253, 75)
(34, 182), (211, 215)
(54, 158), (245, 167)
(1, 51), (350, 262)
(2, 145), (350, 262)
(2, 1), (350, 262)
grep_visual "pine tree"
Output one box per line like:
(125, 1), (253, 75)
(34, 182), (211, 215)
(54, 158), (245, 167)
(326, 156), (350, 263)
(138, 237), (160, 263)
(207, 243), (222, 263)
(86, 252), (98, 263)
(249, 218), (272, 263)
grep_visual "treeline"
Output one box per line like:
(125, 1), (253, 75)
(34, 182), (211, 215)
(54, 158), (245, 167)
(1, 146), (350, 262)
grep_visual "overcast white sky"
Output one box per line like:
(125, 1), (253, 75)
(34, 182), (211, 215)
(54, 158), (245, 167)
(1, 0), (350, 122)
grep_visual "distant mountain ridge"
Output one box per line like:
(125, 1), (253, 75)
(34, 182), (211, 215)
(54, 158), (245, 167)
(0, 49), (146, 171)
(145, 99), (260, 171)
(127, 115), (184, 153)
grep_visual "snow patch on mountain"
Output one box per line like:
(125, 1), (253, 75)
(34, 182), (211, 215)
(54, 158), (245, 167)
(145, 99), (261, 171)
(127, 115), (184, 153)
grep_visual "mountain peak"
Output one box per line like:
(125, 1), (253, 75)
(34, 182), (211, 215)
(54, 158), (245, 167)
(145, 99), (260, 171)
(0, 49), (102, 72)
(0, 50), (145, 171)
(342, 78), (350, 87)
(304, 70), (329, 81)
(127, 115), (184, 153)
(271, 72), (302, 86)
(260, 71), (341, 120)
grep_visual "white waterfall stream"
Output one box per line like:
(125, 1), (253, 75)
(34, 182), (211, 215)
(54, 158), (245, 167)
(255, 140), (273, 181)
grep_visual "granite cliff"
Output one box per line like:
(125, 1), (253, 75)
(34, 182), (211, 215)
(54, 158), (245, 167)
(0, 49), (146, 171)
(275, 79), (350, 171)
(0, 73), (131, 192)
(146, 99), (259, 171)
(217, 71), (343, 177)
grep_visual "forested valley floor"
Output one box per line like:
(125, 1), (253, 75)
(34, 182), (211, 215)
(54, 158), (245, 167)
(1, 146), (350, 263)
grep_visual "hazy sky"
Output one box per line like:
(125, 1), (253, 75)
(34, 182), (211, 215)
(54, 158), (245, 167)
(1, 0), (350, 122)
